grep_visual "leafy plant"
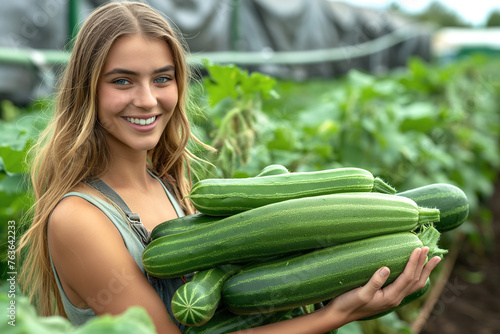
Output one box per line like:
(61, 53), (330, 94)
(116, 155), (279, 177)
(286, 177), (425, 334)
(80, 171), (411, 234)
(0, 287), (156, 334)
(192, 60), (278, 178)
(0, 100), (50, 280)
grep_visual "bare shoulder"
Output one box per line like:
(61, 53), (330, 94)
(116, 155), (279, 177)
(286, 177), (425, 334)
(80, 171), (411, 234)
(48, 182), (117, 240)
(47, 193), (130, 295)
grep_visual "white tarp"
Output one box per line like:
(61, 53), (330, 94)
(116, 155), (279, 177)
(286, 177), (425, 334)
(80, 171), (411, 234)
(0, 0), (431, 104)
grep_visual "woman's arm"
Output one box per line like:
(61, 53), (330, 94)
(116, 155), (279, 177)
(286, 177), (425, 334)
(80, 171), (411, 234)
(235, 247), (440, 333)
(48, 196), (181, 334)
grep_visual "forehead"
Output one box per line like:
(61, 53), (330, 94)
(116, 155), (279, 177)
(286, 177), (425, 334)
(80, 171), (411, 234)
(102, 34), (174, 72)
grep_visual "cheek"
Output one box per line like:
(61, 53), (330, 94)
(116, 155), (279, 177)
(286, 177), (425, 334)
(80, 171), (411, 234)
(97, 86), (130, 119)
(158, 87), (179, 113)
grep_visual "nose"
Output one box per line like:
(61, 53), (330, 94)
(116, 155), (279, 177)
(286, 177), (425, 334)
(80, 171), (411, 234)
(133, 84), (157, 109)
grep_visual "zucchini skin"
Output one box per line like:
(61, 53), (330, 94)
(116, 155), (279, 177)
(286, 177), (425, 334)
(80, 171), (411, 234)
(150, 213), (225, 240)
(397, 183), (469, 232)
(221, 232), (426, 315)
(183, 308), (295, 334)
(143, 193), (439, 278)
(171, 264), (240, 326)
(151, 165), (288, 240)
(188, 167), (396, 216)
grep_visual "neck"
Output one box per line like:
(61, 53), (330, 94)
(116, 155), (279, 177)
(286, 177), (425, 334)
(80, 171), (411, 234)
(100, 139), (156, 191)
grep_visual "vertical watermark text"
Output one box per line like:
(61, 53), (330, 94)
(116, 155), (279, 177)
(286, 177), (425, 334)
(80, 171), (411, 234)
(6, 220), (17, 326)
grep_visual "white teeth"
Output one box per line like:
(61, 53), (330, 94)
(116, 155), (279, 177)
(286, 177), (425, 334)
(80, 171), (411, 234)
(125, 116), (156, 125)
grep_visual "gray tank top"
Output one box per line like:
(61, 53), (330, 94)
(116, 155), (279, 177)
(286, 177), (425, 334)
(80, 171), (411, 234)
(48, 173), (188, 330)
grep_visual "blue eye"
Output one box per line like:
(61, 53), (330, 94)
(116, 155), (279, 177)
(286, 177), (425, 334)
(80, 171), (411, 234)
(155, 76), (170, 84)
(113, 79), (130, 85)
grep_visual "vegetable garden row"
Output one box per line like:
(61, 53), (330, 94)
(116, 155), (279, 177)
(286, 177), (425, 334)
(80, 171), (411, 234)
(1, 54), (499, 333)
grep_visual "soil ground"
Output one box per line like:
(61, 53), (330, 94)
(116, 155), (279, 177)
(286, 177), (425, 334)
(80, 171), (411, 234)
(421, 179), (500, 334)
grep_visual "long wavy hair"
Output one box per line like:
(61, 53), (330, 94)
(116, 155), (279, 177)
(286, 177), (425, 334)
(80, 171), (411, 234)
(18, 1), (209, 317)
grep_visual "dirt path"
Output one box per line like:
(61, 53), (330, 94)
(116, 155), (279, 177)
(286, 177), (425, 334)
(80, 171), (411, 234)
(421, 180), (500, 334)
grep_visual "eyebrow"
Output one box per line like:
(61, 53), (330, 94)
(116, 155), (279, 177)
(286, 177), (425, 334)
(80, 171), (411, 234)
(103, 65), (175, 77)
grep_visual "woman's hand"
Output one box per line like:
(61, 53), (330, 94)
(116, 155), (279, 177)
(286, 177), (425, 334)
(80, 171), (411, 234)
(323, 246), (441, 325)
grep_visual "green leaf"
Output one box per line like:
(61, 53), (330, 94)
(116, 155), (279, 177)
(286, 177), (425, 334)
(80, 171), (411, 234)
(0, 122), (29, 150)
(73, 307), (156, 334)
(0, 173), (28, 195)
(346, 70), (375, 89)
(398, 102), (437, 132)
(0, 140), (31, 174)
(337, 321), (363, 334)
(240, 71), (278, 100)
(203, 61), (246, 106)
(0, 290), (156, 334)
(267, 127), (298, 151)
(1, 100), (21, 122)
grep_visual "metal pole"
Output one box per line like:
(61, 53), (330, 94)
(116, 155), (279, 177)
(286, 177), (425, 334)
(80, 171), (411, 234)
(68, 0), (80, 44)
(230, 0), (241, 51)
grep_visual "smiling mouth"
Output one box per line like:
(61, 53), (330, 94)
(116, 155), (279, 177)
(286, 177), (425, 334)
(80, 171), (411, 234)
(123, 115), (158, 125)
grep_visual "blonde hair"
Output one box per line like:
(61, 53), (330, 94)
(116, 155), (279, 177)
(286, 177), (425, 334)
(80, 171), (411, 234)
(18, 1), (209, 317)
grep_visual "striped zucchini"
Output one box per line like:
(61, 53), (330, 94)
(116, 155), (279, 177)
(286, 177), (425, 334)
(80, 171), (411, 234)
(255, 164), (290, 177)
(360, 277), (431, 320)
(142, 193), (439, 278)
(221, 227), (445, 314)
(188, 167), (396, 216)
(183, 308), (298, 334)
(171, 264), (240, 326)
(150, 213), (225, 240)
(397, 183), (469, 232)
(151, 165), (289, 240)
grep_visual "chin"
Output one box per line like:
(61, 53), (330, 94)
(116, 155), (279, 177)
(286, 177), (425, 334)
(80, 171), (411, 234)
(130, 139), (161, 152)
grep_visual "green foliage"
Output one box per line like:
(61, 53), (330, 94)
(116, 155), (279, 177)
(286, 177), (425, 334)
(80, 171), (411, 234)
(393, 0), (471, 28)
(193, 60), (279, 178)
(0, 100), (50, 280)
(0, 287), (156, 334)
(485, 10), (500, 27)
(193, 58), (500, 334)
(191, 57), (500, 224)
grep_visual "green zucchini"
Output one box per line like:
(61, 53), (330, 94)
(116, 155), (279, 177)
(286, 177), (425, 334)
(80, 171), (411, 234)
(255, 164), (290, 177)
(142, 193), (439, 278)
(397, 183), (469, 232)
(183, 308), (294, 334)
(150, 213), (225, 240)
(221, 227), (445, 315)
(360, 277), (431, 320)
(177, 167), (390, 248)
(171, 264), (240, 326)
(188, 167), (396, 216)
(151, 165), (290, 240)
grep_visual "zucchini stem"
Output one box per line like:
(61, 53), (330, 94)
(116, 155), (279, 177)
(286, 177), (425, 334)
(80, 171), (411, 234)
(373, 177), (396, 194)
(417, 206), (440, 224)
(418, 226), (448, 259)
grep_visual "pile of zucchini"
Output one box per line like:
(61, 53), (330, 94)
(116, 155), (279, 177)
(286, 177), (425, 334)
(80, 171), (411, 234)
(142, 165), (469, 333)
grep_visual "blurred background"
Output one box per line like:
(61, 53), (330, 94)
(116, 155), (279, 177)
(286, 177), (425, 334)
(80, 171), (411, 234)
(0, 1), (499, 333)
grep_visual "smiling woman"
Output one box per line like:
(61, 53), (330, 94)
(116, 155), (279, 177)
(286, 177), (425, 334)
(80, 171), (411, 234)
(16, 2), (441, 334)
(16, 2), (210, 333)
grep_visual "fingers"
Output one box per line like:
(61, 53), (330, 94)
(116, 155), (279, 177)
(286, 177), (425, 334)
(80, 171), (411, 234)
(389, 247), (442, 298)
(414, 247), (430, 279)
(417, 256), (441, 287)
(379, 247), (422, 297)
(357, 266), (391, 304)
(402, 247), (422, 277)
